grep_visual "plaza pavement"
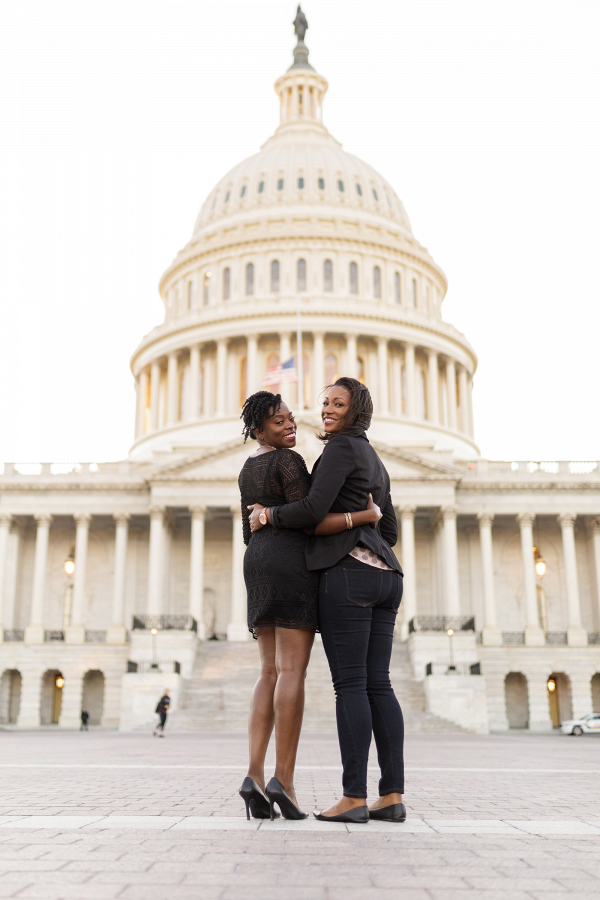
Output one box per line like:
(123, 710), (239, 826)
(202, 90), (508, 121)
(0, 729), (599, 899)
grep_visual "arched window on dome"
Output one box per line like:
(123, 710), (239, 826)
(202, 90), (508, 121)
(323, 259), (333, 293)
(318, 177), (325, 190)
(411, 277), (417, 308)
(356, 184), (362, 196)
(270, 260), (280, 293)
(298, 177), (304, 189)
(246, 263), (254, 296)
(277, 178), (284, 191)
(394, 272), (401, 305)
(240, 185), (246, 198)
(297, 259), (306, 293)
(385, 193), (391, 207)
(372, 188), (379, 201)
(373, 266), (381, 299)
(349, 262), (358, 295)
(225, 191), (230, 203)
(258, 181), (264, 193)
(325, 353), (338, 386)
(187, 281), (193, 310)
(239, 357), (247, 408)
(338, 180), (345, 192)
(203, 272), (211, 306)
(223, 268), (230, 301)
(178, 364), (188, 422)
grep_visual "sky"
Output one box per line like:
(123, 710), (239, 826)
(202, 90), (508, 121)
(0, 0), (599, 464)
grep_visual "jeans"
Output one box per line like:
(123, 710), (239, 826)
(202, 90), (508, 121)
(319, 555), (404, 799)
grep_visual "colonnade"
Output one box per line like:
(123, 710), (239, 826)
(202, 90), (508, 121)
(133, 332), (475, 439)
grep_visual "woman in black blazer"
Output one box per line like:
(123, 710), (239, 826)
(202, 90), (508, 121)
(249, 377), (406, 824)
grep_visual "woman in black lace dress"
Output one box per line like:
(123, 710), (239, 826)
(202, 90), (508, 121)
(238, 391), (380, 821)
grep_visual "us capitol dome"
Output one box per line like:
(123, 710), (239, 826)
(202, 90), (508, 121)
(0, 9), (599, 735)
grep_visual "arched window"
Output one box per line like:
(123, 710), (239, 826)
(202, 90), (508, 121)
(297, 177), (304, 189)
(178, 365), (188, 421)
(349, 262), (358, 295)
(258, 181), (264, 193)
(225, 191), (230, 203)
(239, 357), (247, 407)
(245, 263), (254, 296)
(297, 259), (306, 292)
(318, 177), (325, 190)
(357, 356), (365, 385)
(323, 259), (333, 292)
(240, 185), (246, 198)
(187, 281), (193, 310)
(385, 193), (391, 207)
(411, 278), (417, 307)
(223, 267), (230, 301)
(203, 272), (211, 305)
(324, 353), (337, 385)
(394, 272), (401, 304)
(373, 266), (381, 299)
(417, 367), (427, 419)
(277, 178), (284, 191)
(372, 188), (379, 201)
(338, 180), (345, 192)
(356, 184), (362, 196)
(270, 260), (280, 293)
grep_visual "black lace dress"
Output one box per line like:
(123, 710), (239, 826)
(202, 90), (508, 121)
(239, 448), (319, 637)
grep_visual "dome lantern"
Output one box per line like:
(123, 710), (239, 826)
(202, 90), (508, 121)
(274, 5), (328, 135)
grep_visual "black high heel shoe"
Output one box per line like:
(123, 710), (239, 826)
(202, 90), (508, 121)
(265, 777), (308, 820)
(368, 802), (406, 822)
(239, 777), (280, 820)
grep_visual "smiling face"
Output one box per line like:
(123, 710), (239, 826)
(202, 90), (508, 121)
(321, 386), (352, 434)
(257, 402), (297, 449)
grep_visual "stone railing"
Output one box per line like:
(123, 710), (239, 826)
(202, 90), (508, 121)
(127, 660), (181, 674)
(0, 461), (138, 477)
(409, 616), (475, 633)
(131, 615), (198, 633)
(85, 630), (107, 643)
(458, 460), (599, 477)
(44, 630), (64, 642)
(545, 632), (568, 646)
(3, 629), (24, 642)
(502, 632), (525, 645)
(425, 661), (481, 676)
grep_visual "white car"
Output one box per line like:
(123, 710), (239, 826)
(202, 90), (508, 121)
(560, 713), (600, 735)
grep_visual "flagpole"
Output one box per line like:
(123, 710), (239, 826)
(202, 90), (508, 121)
(296, 292), (304, 410)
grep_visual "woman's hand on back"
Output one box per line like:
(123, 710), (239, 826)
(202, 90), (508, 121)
(366, 493), (382, 526)
(248, 503), (267, 533)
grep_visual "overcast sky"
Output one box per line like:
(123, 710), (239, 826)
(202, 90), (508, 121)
(1, 0), (599, 464)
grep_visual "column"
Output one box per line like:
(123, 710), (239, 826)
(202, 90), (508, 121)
(167, 351), (179, 424)
(107, 513), (130, 644)
(280, 332), (291, 365)
(246, 335), (258, 397)
(426, 349), (439, 423)
(136, 367), (148, 437)
(66, 513), (91, 643)
(345, 333), (358, 379)
(216, 339), (227, 416)
(58, 670), (84, 729)
(150, 360), (160, 430)
(446, 359), (457, 430)
(398, 506), (416, 640)
(527, 668), (554, 732)
(25, 514), (53, 644)
(591, 518), (600, 631)
(458, 365), (469, 433)
(227, 506), (248, 641)
(189, 506), (206, 639)
(477, 513), (501, 645)
(0, 514), (12, 641)
(377, 337), (389, 414)
(558, 513), (587, 646)
(467, 373), (475, 437)
(517, 513), (544, 646)
(188, 344), (201, 420)
(404, 342), (416, 418)
(313, 332), (325, 408)
(16, 668), (45, 727)
(147, 506), (165, 616)
(442, 507), (460, 616)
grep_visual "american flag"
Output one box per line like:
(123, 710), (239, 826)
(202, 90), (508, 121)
(263, 356), (297, 386)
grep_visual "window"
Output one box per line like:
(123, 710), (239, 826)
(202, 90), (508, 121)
(411, 278), (417, 307)
(297, 258), (306, 292)
(203, 272), (211, 305)
(223, 267), (230, 301)
(356, 184), (362, 196)
(385, 193), (391, 207)
(178, 365), (188, 422)
(270, 259), (280, 293)
(357, 356), (365, 385)
(225, 191), (230, 203)
(277, 178), (284, 191)
(394, 271), (401, 304)
(349, 262), (358, 295)
(245, 263), (254, 296)
(187, 281), (193, 310)
(323, 259), (333, 292)
(372, 188), (378, 201)
(325, 353), (338, 385)
(240, 185), (246, 198)
(318, 177), (325, 190)
(338, 180), (345, 192)
(298, 177), (304, 189)
(417, 367), (427, 420)
(239, 357), (247, 407)
(258, 181), (264, 193)
(299, 90), (303, 113)
(373, 266), (381, 299)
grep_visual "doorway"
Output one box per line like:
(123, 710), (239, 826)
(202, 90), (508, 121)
(82, 670), (105, 725)
(504, 672), (529, 729)
(0, 669), (22, 724)
(40, 670), (64, 725)
(547, 672), (572, 727)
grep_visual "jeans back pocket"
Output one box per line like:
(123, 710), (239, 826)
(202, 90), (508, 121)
(342, 567), (383, 607)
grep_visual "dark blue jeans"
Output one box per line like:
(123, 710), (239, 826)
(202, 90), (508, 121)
(319, 555), (404, 799)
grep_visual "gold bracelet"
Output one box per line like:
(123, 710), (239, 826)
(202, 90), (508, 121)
(348, 512), (353, 529)
(345, 512), (353, 530)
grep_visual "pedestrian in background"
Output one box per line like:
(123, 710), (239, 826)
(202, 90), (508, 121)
(153, 689), (171, 737)
(80, 708), (89, 731)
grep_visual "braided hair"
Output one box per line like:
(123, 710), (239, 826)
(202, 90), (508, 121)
(240, 391), (283, 442)
(318, 376), (373, 442)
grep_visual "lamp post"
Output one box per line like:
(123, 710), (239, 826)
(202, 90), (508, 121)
(151, 627), (158, 670)
(447, 628), (455, 672)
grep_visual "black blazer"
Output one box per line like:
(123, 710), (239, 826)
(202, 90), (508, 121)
(270, 433), (402, 573)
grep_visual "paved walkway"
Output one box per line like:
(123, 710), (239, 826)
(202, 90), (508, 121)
(0, 729), (598, 899)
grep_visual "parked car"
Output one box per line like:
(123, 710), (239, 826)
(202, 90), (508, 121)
(560, 713), (600, 735)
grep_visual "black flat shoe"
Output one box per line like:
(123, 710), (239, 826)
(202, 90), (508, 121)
(239, 777), (279, 820)
(265, 777), (308, 820)
(368, 802), (406, 822)
(313, 805), (369, 823)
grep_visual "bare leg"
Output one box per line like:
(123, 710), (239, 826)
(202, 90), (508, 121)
(273, 627), (315, 807)
(246, 628), (276, 792)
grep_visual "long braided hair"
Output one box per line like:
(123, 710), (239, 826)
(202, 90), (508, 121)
(318, 376), (373, 442)
(240, 391), (283, 443)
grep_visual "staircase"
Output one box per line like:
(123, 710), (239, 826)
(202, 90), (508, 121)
(168, 639), (467, 733)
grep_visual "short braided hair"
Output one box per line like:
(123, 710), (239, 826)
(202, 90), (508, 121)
(240, 391), (283, 442)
